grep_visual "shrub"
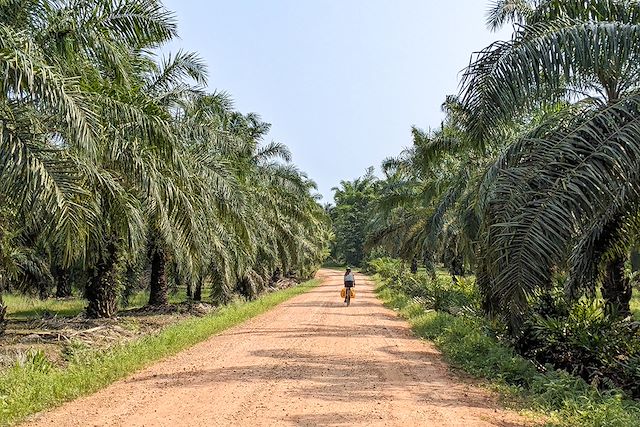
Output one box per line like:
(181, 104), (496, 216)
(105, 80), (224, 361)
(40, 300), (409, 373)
(524, 298), (640, 397)
(369, 258), (479, 314)
(365, 257), (403, 279)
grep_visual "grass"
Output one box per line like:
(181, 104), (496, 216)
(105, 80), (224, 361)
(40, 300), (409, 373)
(374, 277), (640, 427)
(631, 288), (640, 321)
(121, 286), (210, 310)
(0, 279), (319, 426)
(4, 286), (214, 321)
(4, 294), (86, 320)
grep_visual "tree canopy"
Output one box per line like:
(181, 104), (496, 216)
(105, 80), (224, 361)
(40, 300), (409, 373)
(0, 0), (330, 328)
(337, 0), (640, 331)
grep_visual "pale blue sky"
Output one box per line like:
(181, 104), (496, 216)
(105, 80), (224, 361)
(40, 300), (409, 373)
(163, 0), (511, 202)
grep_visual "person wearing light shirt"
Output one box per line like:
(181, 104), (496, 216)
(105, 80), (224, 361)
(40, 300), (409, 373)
(343, 268), (355, 303)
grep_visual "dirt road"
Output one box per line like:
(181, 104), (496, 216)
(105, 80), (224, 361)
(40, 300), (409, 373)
(25, 270), (527, 426)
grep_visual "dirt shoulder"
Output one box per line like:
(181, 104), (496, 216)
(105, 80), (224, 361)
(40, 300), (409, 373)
(24, 269), (528, 426)
(1, 301), (216, 370)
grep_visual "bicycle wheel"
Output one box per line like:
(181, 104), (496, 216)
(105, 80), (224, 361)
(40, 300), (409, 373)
(346, 289), (351, 306)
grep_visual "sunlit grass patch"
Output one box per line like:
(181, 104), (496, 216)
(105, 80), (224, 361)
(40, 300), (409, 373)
(4, 295), (85, 320)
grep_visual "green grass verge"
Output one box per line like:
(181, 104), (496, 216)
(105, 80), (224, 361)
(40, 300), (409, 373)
(375, 277), (640, 427)
(0, 279), (319, 426)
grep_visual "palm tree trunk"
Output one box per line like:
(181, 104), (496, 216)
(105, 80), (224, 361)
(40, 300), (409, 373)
(602, 255), (632, 317)
(271, 267), (282, 283)
(24, 269), (49, 300)
(589, 212), (633, 317)
(86, 240), (119, 318)
(37, 276), (49, 300)
(410, 257), (418, 274)
(631, 247), (640, 273)
(236, 278), (253, 299)
(448, 254), (465, 285)
(423, 252), (436, 279)
(0, 293), (6, 335)
(54, 266), (72, 298)
(193, 280), (202, 301)
(148, 247), (168, 306)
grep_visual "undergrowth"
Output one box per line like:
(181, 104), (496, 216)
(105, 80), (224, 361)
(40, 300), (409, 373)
(4, 295), (86, 320)
(4, 287), (210, 321)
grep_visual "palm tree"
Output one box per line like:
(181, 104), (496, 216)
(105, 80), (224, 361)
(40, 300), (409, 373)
(1, 0), (183, 318)
(0, 0), (103, 326)
(227, 113), (329, 299)
(142, 51), (210, 307)
(331, 168), (379, 267)
(460, 0), (640, 323)
(145, 89), (248, 307)
(366, 101), (491, 283)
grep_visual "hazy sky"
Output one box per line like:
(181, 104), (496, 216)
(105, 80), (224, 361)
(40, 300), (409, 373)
(163, 0), (512, 203)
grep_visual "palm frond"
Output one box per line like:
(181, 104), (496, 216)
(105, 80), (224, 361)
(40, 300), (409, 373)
(479, 94), (640, 320)
(460, 17), (640, 143)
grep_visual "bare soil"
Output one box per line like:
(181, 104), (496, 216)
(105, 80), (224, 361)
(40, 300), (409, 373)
(24, 270), (530, 426)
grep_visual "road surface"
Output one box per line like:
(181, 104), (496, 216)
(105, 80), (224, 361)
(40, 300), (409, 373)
(25, 269), (526, 426)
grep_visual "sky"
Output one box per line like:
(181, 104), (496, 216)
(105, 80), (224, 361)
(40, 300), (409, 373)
(163, 0), (512, 203)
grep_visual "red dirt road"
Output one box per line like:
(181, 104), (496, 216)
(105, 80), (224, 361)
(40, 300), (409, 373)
(25, 270), (527, 426)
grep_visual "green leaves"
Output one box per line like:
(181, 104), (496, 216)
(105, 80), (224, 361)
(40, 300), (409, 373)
(446, 0), (640, 327)
(479, 95), (640, 320)
(461, 7), (640, 143)
(330, 170), (379, 266)
(0, 0), (330, 321)
(357, 0), (640, 331)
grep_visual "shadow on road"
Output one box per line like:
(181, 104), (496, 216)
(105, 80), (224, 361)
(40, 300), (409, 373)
(129, 345), (502, 416)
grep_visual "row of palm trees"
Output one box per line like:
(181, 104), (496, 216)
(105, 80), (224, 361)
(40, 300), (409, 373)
(328, 168), (380, 267)
(0, 0), (330, 330)
(368, 0), (640, 329)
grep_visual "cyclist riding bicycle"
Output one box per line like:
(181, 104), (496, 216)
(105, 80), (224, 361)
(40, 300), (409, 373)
(344, 268), (355, 305)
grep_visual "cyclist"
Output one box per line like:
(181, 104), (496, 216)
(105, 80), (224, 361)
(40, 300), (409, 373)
(344, 268), (355, 305)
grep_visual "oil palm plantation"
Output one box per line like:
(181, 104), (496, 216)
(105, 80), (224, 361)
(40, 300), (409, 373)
(223, 112), (329, 299)
(362, 0), (640, 328)
(366, 102), (492, 281)
(0, 0), (330, 329)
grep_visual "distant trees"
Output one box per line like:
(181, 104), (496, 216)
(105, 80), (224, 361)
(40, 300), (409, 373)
(328, 168), (378, 267)
(366, 111), (484, 282)
(0, 0), (330, 332)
